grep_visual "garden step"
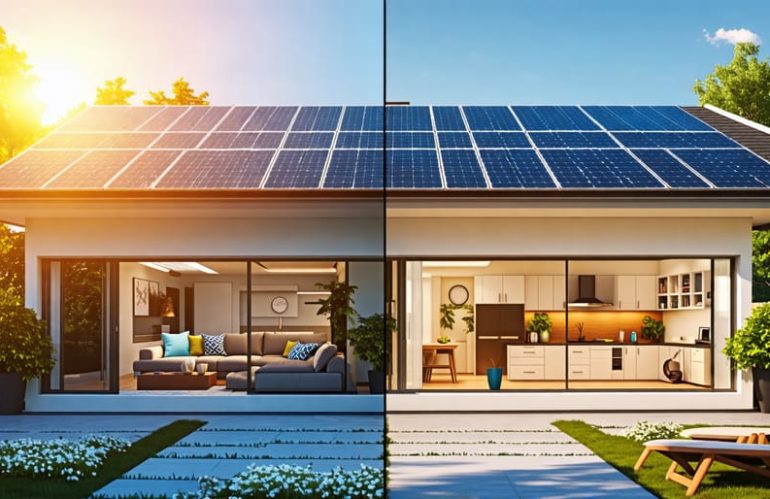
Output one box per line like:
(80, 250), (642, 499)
(389, 442), (587, 456)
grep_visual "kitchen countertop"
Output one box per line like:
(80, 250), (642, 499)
(517, 342), (712, 348)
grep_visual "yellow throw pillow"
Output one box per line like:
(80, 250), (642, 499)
(282, 340), (297, 358)
(189, 335), (204, 356)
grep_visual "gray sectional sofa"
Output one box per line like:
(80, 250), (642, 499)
(132, 331), (345, 392)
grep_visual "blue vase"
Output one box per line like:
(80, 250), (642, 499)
(487, 367), (503, 390)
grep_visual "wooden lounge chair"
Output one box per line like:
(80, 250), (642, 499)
(635, 436), (770, 496)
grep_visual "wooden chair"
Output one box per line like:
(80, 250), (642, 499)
(635, 435), (770, 496)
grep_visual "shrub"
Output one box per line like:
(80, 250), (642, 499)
(0, 288), (54, 381)
(724, 302), (770, 369)
(621, 421), (683, 443)
(347, 313), (396, 372)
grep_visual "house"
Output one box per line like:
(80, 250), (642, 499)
(0, 104), (768, 412)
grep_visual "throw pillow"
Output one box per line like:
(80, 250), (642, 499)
(162, 331), (190, 357)
(188, 335), (204, 356)
(201, 334), (227, 356)
(288, 342), (320, 361)
(313, 343), (338, 372)
(282, 340), (298, 357)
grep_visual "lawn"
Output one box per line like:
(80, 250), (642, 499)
(553, 420), (770, 498)
(0, 419), (204, 499)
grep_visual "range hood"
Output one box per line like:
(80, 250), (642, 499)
(569, 275), (612, 308)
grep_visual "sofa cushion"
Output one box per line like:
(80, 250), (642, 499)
(313, 343), (338, 372)
(258, 362), (314, 373)
(260, 355), (314, 368)
(263, 332), (328, 355)
(202, 334), (226, 355)
(133, 357), (194, 372)
(189, 335), (204, 356)
(223, 332), (264, 355)
(195, 355), (221, 372)
(162, 331), (190, 357)
(288, 342), (320, 361)
(217, 355), (248, 372)
(225, 367), (258, 391)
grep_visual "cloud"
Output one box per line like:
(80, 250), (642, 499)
(704, 28), (762, 46)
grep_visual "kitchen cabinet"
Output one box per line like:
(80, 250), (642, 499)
(537, 275), (554, 310)
(636, 276), (657, 310)
(524, 275), (565, 310)
(508, 345), (565, 380)
(524, 275), (538, 310)
(636, 346), (659, 380)
(552, 275), (566, 310)
(590, 346), (612, 380)
(544, 346), (566, 379)
(688, 347), (711, 386)
(622, 346), (637, 380)
(567, 345), (590, 380)
(614, 276), (657, 310)
(475, 275), (524, 304)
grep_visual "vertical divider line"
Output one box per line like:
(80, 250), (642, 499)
(246, 260), (252, 394)
(565, 259), (569, 391)
(382, 0), (389, 454)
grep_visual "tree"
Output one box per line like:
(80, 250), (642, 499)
(95, 77), (134, 105)
(694, 42), (770, 126)
(753, 231), (770, 302)
(0, 27), (44, 163)
(144, 77), (209, 105)
(0, 224), (24, 300)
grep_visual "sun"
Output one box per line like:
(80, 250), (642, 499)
(33, 63), (90, 126)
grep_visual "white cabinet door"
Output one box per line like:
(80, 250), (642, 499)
(682, 348), (692, 383)
(503, 276), (525, 303)
(475, 275), (503, 304)
(544, 346), (566, 380)
(636, 276), (657, 310)
(538, 276), (554, 310)
(553, 275), (566, 310)
(615, 276), (637, 310)
(524, 275), (539, 310)
(636, 346), (659, 380)
(590, 347), (612, 379)
(595, 275), (615, 305)
(623, 346), (637, 380)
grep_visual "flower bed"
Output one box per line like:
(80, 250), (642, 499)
(0, 435), (130, 482)
(178, 464), (384, 499)
(621, 421), (683, 443)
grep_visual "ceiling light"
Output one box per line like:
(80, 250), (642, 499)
(139, 262), (218, 274)
(140, 262), (170, 272)
(422, 261), (491, 268)
(261, 267), (337, 274)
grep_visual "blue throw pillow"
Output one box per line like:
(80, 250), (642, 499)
(162, 331), (190, 357)
(288, 342), (320, 361)
(201, 334), (227, 356)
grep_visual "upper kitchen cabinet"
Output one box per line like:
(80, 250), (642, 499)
(614, 275), (657, 310)
(525, 275), (566, 310)
(657, 271), (711, 311)
(475, 275), (524, 304)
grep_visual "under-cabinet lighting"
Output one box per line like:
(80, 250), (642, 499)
(422, 261), (491, 268)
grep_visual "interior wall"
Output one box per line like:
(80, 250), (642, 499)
(432, 276), (474, 373)
(348, 262), (385, 384)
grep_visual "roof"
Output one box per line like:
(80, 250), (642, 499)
(1, 105), (770, 198)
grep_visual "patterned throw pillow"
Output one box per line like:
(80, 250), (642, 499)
(201, 334), (226, 356)
(288, 342), (320, 361)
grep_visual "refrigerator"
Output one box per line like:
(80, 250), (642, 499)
(475, 304), (526, 375)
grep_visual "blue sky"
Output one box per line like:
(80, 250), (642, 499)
(0, 0), (767, 118)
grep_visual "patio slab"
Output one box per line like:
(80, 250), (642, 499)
(158, 442), (384, 459)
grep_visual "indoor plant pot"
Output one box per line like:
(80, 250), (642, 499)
(724, 303), (770, 413)
(347, 313), (396, 395)
(0, 290), (54, 414)
(367, 369), (385, 394)
(487, 366), (503, 390)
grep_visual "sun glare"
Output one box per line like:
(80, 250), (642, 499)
(34, 63), (90, 125)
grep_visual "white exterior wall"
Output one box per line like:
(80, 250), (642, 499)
(387, 216), (754, 411)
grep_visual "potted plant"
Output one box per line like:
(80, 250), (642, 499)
(527, 313), (552, 343)
(724, 303), (770, 412)
(641, 315), (665, 343)
(487, 358), (503, 391)
(0, 289), (54, 414)
(347, 313), (395, 394)
(438, 303), (456, 344)
(315, 280), (358, 353)
(460, 304), (474, 336)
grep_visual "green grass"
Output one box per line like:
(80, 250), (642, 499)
(0, 419), (204, 499)
(553, 420), (770, 498)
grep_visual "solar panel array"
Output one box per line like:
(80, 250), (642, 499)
(1, 104), (768, 191)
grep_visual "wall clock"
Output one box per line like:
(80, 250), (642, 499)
(448, 284), (469, 305)
(271, 296), (289, 314)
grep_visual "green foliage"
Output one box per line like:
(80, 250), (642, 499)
(460, 304), (474, 334)
(0, 225), (24, 300)
(694, 42), (770, 126)
(315, 280), (357, 346)
(0, 288), (53, 381)
(724, 303), (770, 369)
(145, 77), (209, 105)
(61, 262), (106, 374)
(95, 77), (135, 105)
(752, 230), (770, 302)
(527, 312), (552, 333)
(439, 303), (456, 331)
(347, 313), (395, 372)
(0, 26), (44, 163)
(641, 315), (665, 342)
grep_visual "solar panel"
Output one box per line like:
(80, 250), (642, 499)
(340, 106), (383, 131)
(631, 149), (709, 188)
(387, 132), (435, 148)
(437, 132), (473, 148)
(243, 106), (298, 131)
(583, 106), (716, 131)
(324, 150), (383, 188)
(138, 107), (188, 131)
(541, 149), (663, 188)
(463, 106), (520, 131)
(36, 133), (112, 149)
(472, 132), (530, 148)
(649, 106), (713, 131)
(45, 150), (139, 189)
(530, 132), (618, 148)
(613, 132), (738, 149)
(169, 107), (220, 132)
(335, 132), (383, 149)
(291, 106), (342, 131)
(250, 133), (284, 149)
(152, 133), (206, 149)
(432, 106), (467, 131)
(156, 150), (275, 188)
(386, 106), (432, 131)
(108, 150), (182, 188)
(0, 150), (85, 188)
(264, 150), (328, 188)
(215, 106), (256, 131)
(387, 150), (441, 188)
(283, 132), (334, 149)
(188, 106), (230, 131)
(513, 106), (599, 131)
(478, 149), (555, 188)
(441, 149), (486, 188)
(671, 149), (770, 188)
(61, 106), (162, 131)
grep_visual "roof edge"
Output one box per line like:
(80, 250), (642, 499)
(704, 104), (770, 136)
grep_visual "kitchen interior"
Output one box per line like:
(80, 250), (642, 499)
(416, 259), (716, 391)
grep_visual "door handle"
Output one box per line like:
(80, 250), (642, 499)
(504, 293), (508, 302)
(498, 292), (501, 303)
(637, 300), (640, 309)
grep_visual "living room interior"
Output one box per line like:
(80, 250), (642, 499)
(48, 259), (356, 394)
(393, 258), (730, 392)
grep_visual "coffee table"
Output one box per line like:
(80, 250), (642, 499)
(137, 372), (217, 390)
